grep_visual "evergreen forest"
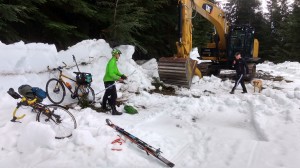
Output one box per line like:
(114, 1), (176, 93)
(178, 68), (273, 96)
(0, 0), (299, 62)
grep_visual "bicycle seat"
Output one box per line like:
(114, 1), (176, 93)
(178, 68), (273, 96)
(7, 88), (22, 99)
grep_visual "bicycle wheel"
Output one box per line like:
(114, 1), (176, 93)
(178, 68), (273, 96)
(36, 104), (77, 139)
(46, 78), (66, 104)
(77, 85), (95, 106)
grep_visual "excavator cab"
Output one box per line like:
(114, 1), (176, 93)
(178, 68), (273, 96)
(227, 25), (255, 62)
(226, 25), (259, 79)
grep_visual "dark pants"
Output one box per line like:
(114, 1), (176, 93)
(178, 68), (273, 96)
(102, 81), (117, 108)
(231, 74), (247, 92)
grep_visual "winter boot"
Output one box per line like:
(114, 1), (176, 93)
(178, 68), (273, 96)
(101, 102), (111, 111)
(111, 106), (122, 115)
(241, 90), (247, 94)
(230, 90), (234, 94)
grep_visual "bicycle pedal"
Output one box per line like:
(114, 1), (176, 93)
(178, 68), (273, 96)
(71, 94), (77, 99)
(53, 88), (60, 93)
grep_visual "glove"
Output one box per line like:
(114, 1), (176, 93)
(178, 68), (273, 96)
(121, 75), (127, 80)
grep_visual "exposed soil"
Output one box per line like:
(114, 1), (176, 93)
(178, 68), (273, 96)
(150, 70), (293, 96)
(255, 70), (293, 82)
(149, 85), (176, 96)
(149, 78), (176, 96)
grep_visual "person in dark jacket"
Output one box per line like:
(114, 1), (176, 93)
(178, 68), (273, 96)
(230, 52), (249, 94)
(101, 48), (127, 115)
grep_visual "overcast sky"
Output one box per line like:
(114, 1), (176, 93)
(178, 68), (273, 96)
(219, 0), (294, 12)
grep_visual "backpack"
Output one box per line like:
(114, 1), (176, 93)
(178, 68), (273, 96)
(31, 87), (47, 101)
(124, 105), (138, 114)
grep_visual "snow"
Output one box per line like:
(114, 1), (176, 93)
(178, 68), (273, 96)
(1, 39), (300, 168)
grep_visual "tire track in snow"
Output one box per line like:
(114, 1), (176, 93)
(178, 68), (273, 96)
(246, 141), (259, 168)
(295, 107), (300, 137)
(246, 96), (269, 141)
(169, 129), (210, 167)
(125, 91), (269, 167)
(170, 142), (190, 165)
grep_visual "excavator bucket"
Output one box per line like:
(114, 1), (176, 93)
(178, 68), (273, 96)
(158, 57), (197, 88)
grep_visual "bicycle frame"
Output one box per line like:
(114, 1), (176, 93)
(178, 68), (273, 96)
(56, 70), (79, 95)
(8, 87), (77, 139)
(11, 97), (48, 122)
(47, 63), (95, 105)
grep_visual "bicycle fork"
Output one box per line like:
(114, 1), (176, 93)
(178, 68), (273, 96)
(43, 109), (62, 124)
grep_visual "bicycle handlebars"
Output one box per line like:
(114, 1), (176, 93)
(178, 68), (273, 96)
(7, 88), (39, 122)
(11, 98), (39, 122)
(47, 62), (68, 72)
(11, 107), (26, 122)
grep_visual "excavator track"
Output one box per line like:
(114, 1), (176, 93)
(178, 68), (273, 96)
(197, 62), (213, 76)
(158, 57), (197, 88)
(246, 63), (256, 80)
(198, 62), (256, 80)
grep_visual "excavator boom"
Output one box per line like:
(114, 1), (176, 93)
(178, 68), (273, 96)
(158, 0), (198, 88)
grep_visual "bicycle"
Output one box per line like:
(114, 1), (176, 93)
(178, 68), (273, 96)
(46, 55), (95, 105)
(7, 88), (77, 139)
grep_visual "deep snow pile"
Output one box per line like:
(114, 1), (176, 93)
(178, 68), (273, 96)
(0, 40), (300, 168)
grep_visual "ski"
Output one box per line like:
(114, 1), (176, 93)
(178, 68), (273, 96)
(106, 119), (175, 167)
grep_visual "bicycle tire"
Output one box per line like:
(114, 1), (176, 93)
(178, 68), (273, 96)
(77, 85), (95, 106)
(36, 104), (77, 139)
(46, 78), (66, 104)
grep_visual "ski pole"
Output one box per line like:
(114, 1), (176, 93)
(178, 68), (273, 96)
(95, 83), (117, 95)
(72, 55), (81, 72)
(95, 70), (136, 95)
(127, 70), (136, 77)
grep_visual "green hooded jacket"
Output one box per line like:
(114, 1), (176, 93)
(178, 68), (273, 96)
(103, 57), (123, 82)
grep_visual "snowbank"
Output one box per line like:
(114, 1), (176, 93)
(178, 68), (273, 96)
(1, 39), (300, 168)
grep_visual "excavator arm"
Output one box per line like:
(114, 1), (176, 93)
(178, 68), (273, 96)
(193, 0), (228, 50)
(158, 0), (196, 88)
(158, 0), (228, 88)
(176, 0), (192, 59)
(176, 0), (228, 56)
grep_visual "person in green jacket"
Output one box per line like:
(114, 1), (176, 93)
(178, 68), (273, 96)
(101, 48), (127, 115)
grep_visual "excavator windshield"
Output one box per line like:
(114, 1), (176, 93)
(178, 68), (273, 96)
(227, 25), (255, 61)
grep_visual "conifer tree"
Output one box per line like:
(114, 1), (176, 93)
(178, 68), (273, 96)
(96, 0), (171, 57)
(192, 0), (214, 50)
(224, 0), (261, 25)
(284, 0), (300, 61)
(0, 0), (47, 42)
(265, 0), (293, 62)
(266, 0), (281, 34)
(0, 0), (103, 49)
(132, 0), (177, 59)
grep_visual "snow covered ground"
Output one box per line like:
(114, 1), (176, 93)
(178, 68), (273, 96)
(0, 40), (300, 168)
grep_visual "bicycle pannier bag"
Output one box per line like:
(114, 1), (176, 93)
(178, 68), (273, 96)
(31, 87), (47, 101)
(76, 72), (92, 85)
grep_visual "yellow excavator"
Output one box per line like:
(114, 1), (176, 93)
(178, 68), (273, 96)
(158, 0), (260, 88)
